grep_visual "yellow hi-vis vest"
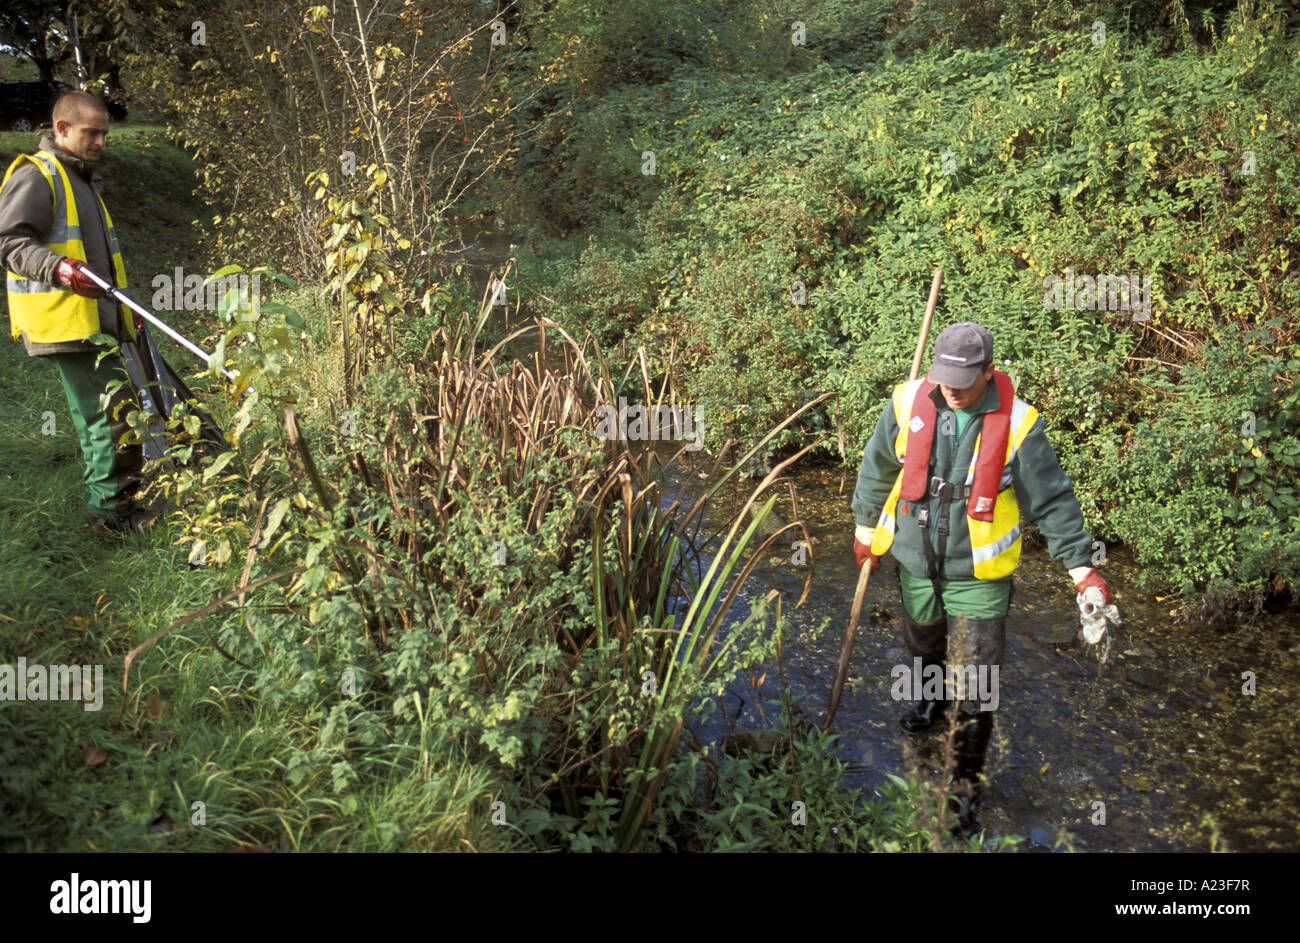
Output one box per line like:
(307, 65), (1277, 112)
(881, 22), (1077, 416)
(3, 149), (129, 344)
(870, 377), (1040, 580)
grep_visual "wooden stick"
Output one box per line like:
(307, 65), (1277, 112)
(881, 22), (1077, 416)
(824, 267), (942, 731)
(909, 268), (944, 382)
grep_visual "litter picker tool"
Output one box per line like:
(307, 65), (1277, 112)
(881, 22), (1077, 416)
(78, 266), (231, 464)
(78, 266), (237, 381)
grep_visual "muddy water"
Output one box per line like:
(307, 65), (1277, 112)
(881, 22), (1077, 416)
(447, 229), (1300, 852)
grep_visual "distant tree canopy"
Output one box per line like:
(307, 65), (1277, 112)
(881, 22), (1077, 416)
(0, 0), (127, 91)
(89, 1), (524, 282)
(0, 0), (70, 83)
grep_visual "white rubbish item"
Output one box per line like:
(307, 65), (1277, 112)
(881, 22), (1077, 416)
(1077, 585), (1121, 645)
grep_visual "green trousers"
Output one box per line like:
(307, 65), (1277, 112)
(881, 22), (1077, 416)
(897, 564), (1013, 622)
(45, 349), (143, 517)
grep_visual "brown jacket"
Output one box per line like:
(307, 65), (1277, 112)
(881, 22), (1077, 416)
(0, 135), (125, 356)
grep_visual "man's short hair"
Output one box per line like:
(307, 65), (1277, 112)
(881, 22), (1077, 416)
(52, 91), (108, 127)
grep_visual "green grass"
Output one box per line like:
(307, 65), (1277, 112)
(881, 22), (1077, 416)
(0, 128), (273, 849)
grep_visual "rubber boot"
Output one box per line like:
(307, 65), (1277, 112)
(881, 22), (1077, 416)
(943, 612), (1006, 839)
(947, 709), (994, 839)
(898, 610), (949, 734)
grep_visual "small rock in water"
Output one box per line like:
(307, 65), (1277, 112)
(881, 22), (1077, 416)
(747, 503), (789, 538)
(1028, 828), (1056, 851)
(1029, 621), (1077, 645)
(1119, 771), (1154, 792)
(1224, 726), (1252, 747)
(1125, 667), (1164, 689)
(720, 729), (786, 757)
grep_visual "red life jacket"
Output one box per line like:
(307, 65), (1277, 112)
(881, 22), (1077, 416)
(898, 370), (1015, 522)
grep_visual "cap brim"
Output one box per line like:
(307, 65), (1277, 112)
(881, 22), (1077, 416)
(927, 363), (981, 388)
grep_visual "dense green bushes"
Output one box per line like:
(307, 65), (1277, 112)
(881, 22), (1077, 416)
(509, 0), (1280, 234)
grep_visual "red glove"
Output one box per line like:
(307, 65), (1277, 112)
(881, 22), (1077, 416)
(56, 258), (107, 298)
(1073, 568), (1113, 604)
(853, 534), (881, 572)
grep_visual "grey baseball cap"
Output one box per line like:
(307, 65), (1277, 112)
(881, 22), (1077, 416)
(927, 322), (994, 388)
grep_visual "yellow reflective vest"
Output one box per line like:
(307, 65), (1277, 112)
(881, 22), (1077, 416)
(869, 375), (1040, 580)
(3, 149), (129, 344)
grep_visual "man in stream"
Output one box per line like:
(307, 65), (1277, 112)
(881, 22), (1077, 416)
(0, 90), (158, 534)
(850, 321), (1120, 838)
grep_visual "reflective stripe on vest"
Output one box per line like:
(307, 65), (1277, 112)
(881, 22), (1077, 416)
(870, 377), (1040, 579)
(3, 150), (128, 344)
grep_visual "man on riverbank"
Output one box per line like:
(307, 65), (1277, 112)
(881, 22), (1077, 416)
(850, 321), (1119, 837)
(0, 90), (158, 534)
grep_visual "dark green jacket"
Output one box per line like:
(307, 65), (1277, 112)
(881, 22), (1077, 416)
(851, 377), (1094, 580)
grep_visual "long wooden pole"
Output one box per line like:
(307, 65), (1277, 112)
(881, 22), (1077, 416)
(824, 267), (943, 730)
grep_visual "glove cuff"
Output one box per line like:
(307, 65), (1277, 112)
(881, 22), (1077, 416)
(1073, 567), (1112, 603)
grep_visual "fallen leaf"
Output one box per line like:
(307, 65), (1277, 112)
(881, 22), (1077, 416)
(146, 694), (168, 719)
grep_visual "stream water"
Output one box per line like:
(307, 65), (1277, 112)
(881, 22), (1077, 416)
(445, 226), (1300, 852)
(660, 452), (1300, 853)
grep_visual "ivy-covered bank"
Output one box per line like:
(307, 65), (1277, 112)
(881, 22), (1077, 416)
(516, 10), (1300, 611)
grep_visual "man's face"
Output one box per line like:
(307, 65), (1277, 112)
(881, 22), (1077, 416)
(54, 106), (109, 163)
(939, 363), (995, 411)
